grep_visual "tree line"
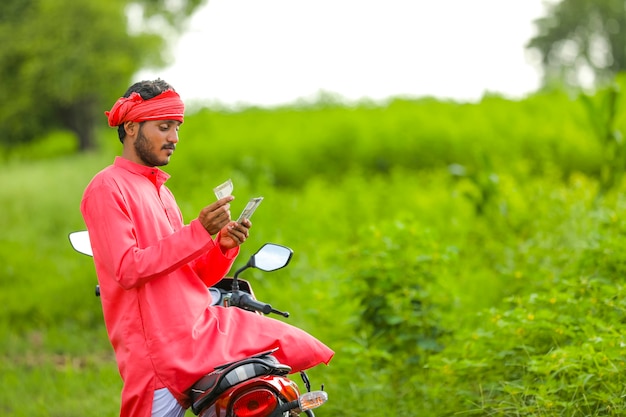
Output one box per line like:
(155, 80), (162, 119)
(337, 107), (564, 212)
(1, 0), (624, 150)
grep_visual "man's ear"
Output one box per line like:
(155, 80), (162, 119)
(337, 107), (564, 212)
(123, 121), (137, 137)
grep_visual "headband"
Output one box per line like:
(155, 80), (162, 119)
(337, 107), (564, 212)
(105, 89), (185, 127)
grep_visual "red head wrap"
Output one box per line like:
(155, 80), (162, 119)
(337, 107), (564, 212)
(105, 89), (185, 127)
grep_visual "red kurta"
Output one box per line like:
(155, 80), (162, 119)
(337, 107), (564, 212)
(80, 157), (333, 417)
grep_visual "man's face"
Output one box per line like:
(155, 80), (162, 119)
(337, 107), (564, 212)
(133, 120), (181, 167)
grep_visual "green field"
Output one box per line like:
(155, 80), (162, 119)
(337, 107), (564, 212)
(2, 85), (626, 416)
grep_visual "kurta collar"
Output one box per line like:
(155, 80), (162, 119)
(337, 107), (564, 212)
(114, 156), (170, 188)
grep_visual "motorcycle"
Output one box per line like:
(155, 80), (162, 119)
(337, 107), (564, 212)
(68, 231), (328, 417)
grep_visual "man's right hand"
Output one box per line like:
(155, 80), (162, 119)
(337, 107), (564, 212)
(198, 196), (234, 235)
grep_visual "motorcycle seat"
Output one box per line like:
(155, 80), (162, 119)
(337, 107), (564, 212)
(189, 350), (291, 414)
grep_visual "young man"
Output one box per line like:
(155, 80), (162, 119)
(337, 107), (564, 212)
(80, 79), (333, 417)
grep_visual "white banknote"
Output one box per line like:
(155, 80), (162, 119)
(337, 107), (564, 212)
(213, 179), (233, 199)
(237, 197), (264, 223)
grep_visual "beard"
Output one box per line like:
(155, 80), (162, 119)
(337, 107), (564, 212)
(134, 124), (170, 167)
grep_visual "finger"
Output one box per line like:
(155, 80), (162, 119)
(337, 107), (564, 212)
(231, 222), (249, 236)
(213, 203), (231, 216)
(216, 195), (235, 206)
(216, 207), (231, 221)
(204, 197), (233, 214)
(228, 226), (246, 244)
(207, 205), (231, 223)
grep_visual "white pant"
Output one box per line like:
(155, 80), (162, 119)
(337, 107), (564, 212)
(152, 388), (186, 417)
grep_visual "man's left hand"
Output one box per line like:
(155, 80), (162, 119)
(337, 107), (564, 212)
(218, 219), (251, 250)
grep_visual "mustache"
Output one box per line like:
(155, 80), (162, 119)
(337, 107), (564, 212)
(162, 144), (176, 151)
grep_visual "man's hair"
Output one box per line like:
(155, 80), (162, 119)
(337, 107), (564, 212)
(117, 78), (175, 143)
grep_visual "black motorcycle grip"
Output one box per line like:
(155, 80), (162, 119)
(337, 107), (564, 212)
(238, 293), (273, 315)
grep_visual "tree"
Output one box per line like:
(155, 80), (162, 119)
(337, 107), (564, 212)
(0, 0), (206, 151)
(527, 0), (626, 91)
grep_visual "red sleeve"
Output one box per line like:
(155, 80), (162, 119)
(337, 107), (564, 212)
(191, 230), (239, 287)
(81, 183), (217, 290)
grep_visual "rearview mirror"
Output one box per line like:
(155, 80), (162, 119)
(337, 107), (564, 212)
(251, 243), (293, 272)
(68, 231), (93, 257)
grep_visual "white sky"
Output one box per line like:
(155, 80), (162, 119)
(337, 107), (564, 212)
(137, 0), (549, 108)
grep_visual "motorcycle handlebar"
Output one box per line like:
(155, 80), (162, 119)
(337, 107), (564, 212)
(231, 292), (289, 318)
(237, 292), (272, 314)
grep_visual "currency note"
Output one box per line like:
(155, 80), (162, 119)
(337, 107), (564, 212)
(213, 179), (233, 199)
(237, 197), (264, 223)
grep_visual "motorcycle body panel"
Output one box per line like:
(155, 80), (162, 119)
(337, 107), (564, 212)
(197, 375), (300, 417)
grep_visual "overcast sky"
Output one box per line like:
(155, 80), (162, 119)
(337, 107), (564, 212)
(137, 0), (549, 107)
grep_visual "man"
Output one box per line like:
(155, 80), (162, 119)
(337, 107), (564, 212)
(80, 79), (333, 417)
